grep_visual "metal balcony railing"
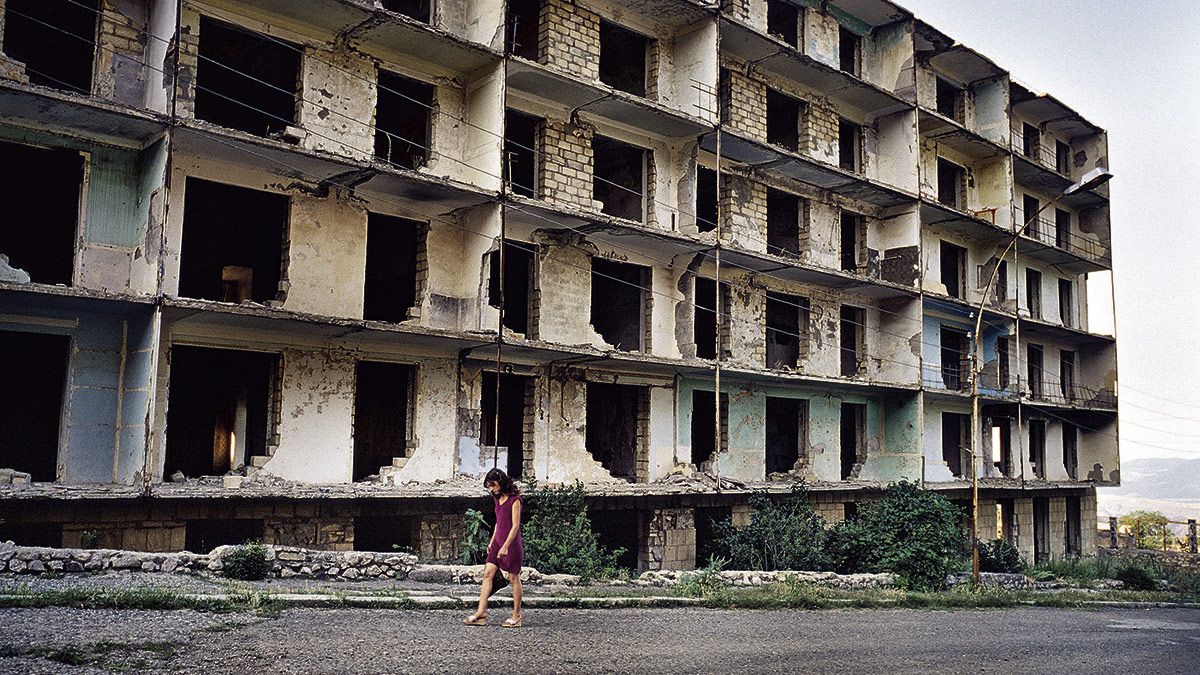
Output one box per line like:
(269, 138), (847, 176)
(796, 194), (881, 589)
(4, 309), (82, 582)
(1010, 126), (1069, 176)
(1024, 378), (1117, 408)
(1016, 211), (1109, 263)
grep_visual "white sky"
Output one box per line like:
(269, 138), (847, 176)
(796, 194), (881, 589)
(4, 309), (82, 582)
(899, 0), (1200, 462)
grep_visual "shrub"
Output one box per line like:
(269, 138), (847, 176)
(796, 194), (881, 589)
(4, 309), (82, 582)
(521, 481), (625, 581)
(222, 541), (272, 581)
(711, 486), (829, 571)
(1119, 510), (1170, 549)
(676, 556), (730, 599)
(979, 539), (1023, 574)
(1116, 564), (1157, 591)
(458, 508), (491, 565)
(827, 481), (967, 591)
(79, 530), (101, 549)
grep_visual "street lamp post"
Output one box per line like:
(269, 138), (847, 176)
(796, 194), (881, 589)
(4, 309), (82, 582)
(969, 167), (1112, 584)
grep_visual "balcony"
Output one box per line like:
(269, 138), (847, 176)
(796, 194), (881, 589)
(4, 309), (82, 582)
(1024, 379), (1117, 411)
(919, 109), (1009, 161)
(1017, 214), (1111, 272)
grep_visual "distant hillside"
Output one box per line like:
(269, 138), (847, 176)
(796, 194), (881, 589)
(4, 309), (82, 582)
(1097, 456), (1200, 521)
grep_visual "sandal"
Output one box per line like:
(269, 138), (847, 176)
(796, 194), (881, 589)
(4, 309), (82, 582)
(502, 616), (522, 629)
(463, 613), (487, 626)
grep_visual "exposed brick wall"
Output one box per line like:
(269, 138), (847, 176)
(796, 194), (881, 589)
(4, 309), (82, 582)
(806, 97), (840, 161)
(635, 388), (651, 483)
(640, 507), (696, 571)
(540, 0), (600, 80)
(414, 513), (464, 561)
(94, 0), (149, 107)
(541, 120), (598, 211)
(721, 67), (766, 141)
(726, 284), (766, 369)
(720, 174), (767, 253)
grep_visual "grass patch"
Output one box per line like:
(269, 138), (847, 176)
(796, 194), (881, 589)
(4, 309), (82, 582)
(0, 587), (281, 615)
(0, 640), (177, 670)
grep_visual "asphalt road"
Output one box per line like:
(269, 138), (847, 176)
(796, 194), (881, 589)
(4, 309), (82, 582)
(2, 606), (1199, 674)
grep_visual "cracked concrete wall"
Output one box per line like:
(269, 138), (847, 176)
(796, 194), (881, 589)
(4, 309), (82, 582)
(282, 190), (368, 319)
(94, 0), (151, 108)
(541, 371), (619, 483)
(858, 393), (921, 482)
(866, 20), (914, 98)
(533, 232), (606, 347)
(391, 357), (458, 483)
(263, 348), (357, 483)
(868, 297), (920, 384)
(298, 44), (377, 159)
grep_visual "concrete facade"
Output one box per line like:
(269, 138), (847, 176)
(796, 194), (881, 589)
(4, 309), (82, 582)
(0, 0), (1116, 568)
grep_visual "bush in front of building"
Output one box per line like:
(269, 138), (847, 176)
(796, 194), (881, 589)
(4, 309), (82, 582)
(458, 508), (491, 565)
(221, 541), (273, 580)
(521, 481), (625, 581)
(979, 538), (1024, 574)
(710, 485), (830, 572)
(827, 481), (967, 591)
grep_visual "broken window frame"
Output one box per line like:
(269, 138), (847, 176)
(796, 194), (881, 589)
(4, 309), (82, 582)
(592, 134), (648, 222)
(838, 117), (862, 172)
(2, 0), (100, 95)
(505, 0), (541, 60)
(690, 389), (729, 468)
(839, 210), (863, 273)
(585, 381), (648, 481)
(766, 188), (802, 257)
(765, 291), (808, 370)
(838, 25), (861, 76)
(766, 0), (800, 48)
(934, 77), (964, 122)
(936, 157), (966, 210)
(941, 411), (969, 477)
(766, 87), (806, 152)
(375, 69), (435, 169)
(598, 19), (652, 98)
(590, 257), (651, 352)
(487, 241), (535, 336)
(939, 325), (968, 391)
(504, 109), (541, 199)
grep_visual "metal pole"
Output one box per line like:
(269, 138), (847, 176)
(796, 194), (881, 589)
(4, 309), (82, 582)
(712, 121), (722, 494)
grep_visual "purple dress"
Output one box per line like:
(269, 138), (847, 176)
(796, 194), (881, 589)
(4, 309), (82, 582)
(486, 494), (524, 574)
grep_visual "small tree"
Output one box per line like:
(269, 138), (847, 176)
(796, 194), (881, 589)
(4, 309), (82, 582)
(711, 485), (829, 571)
(1119, 510), (1170, 550)
(827, 481), (967, 590)
(521, 481), (625, 581)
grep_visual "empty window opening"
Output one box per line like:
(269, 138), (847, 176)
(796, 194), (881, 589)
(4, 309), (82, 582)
(3, 0), (98, 93)
(767, 188), (801, 256)
(591, 258), (649, 351)
(1054, 208), (1070, 250)
(480, 371), (533, 479)
(376, 70), (434, 169)
(195, 17), (300, 137)
(696, 166), (718, 233)
(0, 139), (84, 286)
(1065, 495), (1082, 555)
(488, 241), (534, 335)
(766, 0), (799, 47)
(505, 0), (540, 60)
(766, 88), (803, 152)
(695, 506), (731, 567)
(691, 390), (728, 467)
(1021, 122), (1040, 159)
(1058, 279), (1073, 327)
(995, 260), (1009, 305)
(184, 519), (263, 554)
(179, 178), (287, 303)
(165, 346), (277, 479)
(504, 110), (540, 198)
(838, 118), (861, 172)
(1055, 140), (1071, 175)
(840, 305), (864, 377)
(693, 277), (728, 360)
(936, 157), (966, 209)
(353, 361), (414, 482)
(589, 508), (640, 571)
(1027, 343), (1044, 400)
(843, 501), (859, 520)
(1022, 194), (1041, 236)
(840, 211), (862, 272)
(839, 402), (865, 479)
(990, 417), (1012, 476)
(0, 330), (69, 482)
(364, 213), (421, 323)
(1060, 349), (1076, 401)
(0, 521), (62, 548)
(939, 240), (966, 298)
(766, 292), (807, 370)
(1032, 495), (1050, 563)
(940, 326), (967, 390)
(599, 21), (650, 97)
(1025, 268), (1042, 319)
(766, 396), (807, 474)
(354, 515), (416, 553)
(997, 336), (1010, 389)
(379, 0), (431, 23)
(1063, 422), (1078, 480)
(586, 382), (645, 481)
(935, 77), (963, 121)
(838, 25), (860, 75)
(941, 412), (969, 477)
(1029, 418), (1046, 479)
(593, 135), (647, 221)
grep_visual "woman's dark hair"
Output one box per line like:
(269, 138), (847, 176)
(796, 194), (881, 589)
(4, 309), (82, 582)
(484, 468), (519, 496)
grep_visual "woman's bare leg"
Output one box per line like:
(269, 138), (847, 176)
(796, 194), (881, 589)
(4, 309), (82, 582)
(510, 573), (523, 620)
(472, 563), (497, 618)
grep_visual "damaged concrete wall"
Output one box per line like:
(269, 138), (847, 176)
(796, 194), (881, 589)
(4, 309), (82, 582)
(541, 370), (620, 483)
(263, 348), (357, 483)
(297, 44), (377, 160)
(282, 190), (368, 319)
(858, 393), (921, 482)
(389, 357), (458, 483)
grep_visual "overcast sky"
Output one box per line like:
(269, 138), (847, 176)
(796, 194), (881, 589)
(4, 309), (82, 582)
(898, 0), (1200, 463)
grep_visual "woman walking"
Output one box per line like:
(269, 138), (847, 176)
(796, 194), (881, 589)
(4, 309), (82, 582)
(464, 468), (524, 628)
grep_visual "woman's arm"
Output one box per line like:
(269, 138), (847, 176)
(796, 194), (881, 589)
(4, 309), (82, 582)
(498, 498), (522, 555)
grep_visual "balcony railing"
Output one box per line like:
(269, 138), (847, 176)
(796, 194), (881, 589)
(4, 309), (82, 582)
(1010, 126), (1070, 176)
(1017, 211), (1108, 263)
(1024, 379), (1117, 408)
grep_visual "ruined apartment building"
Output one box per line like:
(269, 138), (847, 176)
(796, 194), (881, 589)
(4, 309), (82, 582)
(0, 0), (1116, 568)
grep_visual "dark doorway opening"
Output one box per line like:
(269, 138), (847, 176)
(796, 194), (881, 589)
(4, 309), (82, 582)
(379, 0), (431, 23)
(1065, 495), (1082, 555)
(840, 211), (861, 272)
(0, 521), (62, 547)
(990, 416), (1012, 476)
(589, 508), (640, 571)
(165, 346), (276, 479)
(766, 0), (799, 47)
(0, 140), (84, 286)
(838, 25), (860, 75)
(353, 361), (414, 481)
(940, 325), (966, 390)
(691, 390), (728, 467)
(1022, 122), (1039, 159)
(1062, 422), (1078, 479)
(505, 0), (541, 59)
(695, 167), (718, 233)
(593, 135), (646, 221)
(488, 241), (534, 335)
(364, 213), (421, 323)
(354, 514), (417, 553)
(939, 240), (966, 298)
(766, 88), (802, 151)
(937, 157), (965, 209)
(766, 396), (806, 474)
(941, 412), (967, 477)
(1055, 208), (1071, 249)
(766, 292), (805, 370)
(480, 371), (532, 479)
(1055, 140), (1071, 175)
(766, 188), (801, 256)
(376, 70), (434, 169)
(599, 21), (650, 97)
(694, 505), (731, 567)
(586, 382), (644, 481)
(1059, 279), (1073, 328)
(0, 330), (69, 482)
(1029, 418), (1046, 479)
(3, 0), (99, 94)
(185, 518), (263, 553)
(840, 402), (865, 479)
(591, 258), (647, 351)
(1032, 496), (1050, 563)
(504, 110), (540, 198)
(179, 178), (287, 303)
(1027, 343), (1044, 399)
(935, 77), (963, 121)
(840, 305), (864, 376)
(838, 118), (861, 171)
(1025, 267), (1042, 319)
(196, 17), (299, 137)
(693, 277), (725, 360)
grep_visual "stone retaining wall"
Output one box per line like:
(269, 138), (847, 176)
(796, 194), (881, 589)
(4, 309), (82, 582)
(1099, 547), (1200, 573)
(638, 569), (896, 589)
(0, 541), (416, 581)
